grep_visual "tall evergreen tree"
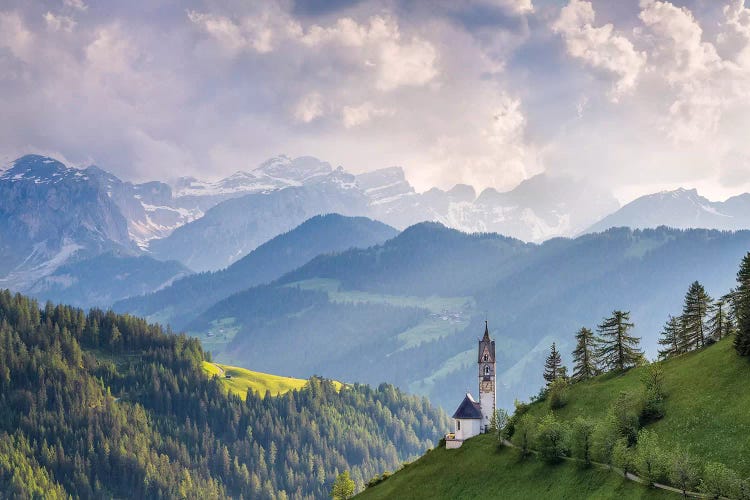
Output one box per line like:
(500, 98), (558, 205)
(657, 315), (682, 360)
(707, 299), (731, 341)
(682, 281), (712, 350)
(734, 252), (750, 356)
(571, 327), (599, 382)
(596, 310), (643, 372)
(543, 342), (563, 385)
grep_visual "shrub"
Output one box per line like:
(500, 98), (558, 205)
(635, 429), (666, 487)
(699, 462), (739, 499)
(610, 392), (641, 445)
(536, 412), (569, 464)
(547, 378), (569, 410)
(571, 417), (595, 467)
(505, 399), (529, 439)
(592, 415), (619, 468)
(511, 414), (536, 460)
(612, 438), (635, 476)
(640, 362), (666, 423)
(668, 449), (700, 498)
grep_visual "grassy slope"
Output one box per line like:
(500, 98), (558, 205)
(360, 338), (749, 499)
(201, 362), (309, 400)
(525, 337), (750, 475)
(359, 434), (670, 500)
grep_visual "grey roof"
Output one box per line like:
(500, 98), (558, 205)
(452, 393), (483, 419)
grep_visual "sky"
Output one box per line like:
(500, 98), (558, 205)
(2, 0), (750, 203)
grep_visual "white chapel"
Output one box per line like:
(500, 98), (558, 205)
(445, 321), (496, 449)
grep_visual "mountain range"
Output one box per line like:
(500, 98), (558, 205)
(587, 187), (750, 233)
(114, 214), (398, 328)
(168, 224), (750, 412)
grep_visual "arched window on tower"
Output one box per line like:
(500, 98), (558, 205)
(483, 353), (488, 362)
(484, 365), (490, 376)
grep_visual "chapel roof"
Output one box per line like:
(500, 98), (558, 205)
(452, 393), (483, 419)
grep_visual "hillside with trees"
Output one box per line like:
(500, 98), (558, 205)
(362, 252), (750, 499)
(185, 224), (750, 410)
(0, 291), (448, 498)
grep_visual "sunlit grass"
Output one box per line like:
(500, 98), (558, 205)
(202, 361), (343, 400)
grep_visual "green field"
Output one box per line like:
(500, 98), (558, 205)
(524, 337), (750, 475)
(202, 362), (310, 399)
(358, 434), (670, 499)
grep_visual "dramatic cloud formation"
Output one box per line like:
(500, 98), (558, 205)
(1, 0), (750, 202)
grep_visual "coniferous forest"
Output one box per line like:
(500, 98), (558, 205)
(0, 290), (448, 499)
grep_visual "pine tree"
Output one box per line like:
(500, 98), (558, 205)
(571, 327), (599, 382)
(657, 316), (682, 359)
(682, 281), (712, 350)
(735, 252), (750, 356)
(543, 342), (562, 385)
(707, 299), (730, 341)
(596, 310), (643, 372)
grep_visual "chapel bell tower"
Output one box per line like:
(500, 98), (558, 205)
(478, 321), (496, 431)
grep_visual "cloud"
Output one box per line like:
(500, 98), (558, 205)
(44, 12), (76, 33)
(5, 0), (750, 205)
(341, 102), (394, 128)
(0, 11), (34, 60)
(63, 0), (87, 12)
(552, 0), (646, 101)
(294, 92), (325, 123)
(187, 10), (277, 54)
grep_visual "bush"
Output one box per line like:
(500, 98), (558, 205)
(610, 392), (641, 445)
(612, 438), (635, 475)
(547, 378), (569, 410)
(699, 462), (739, 499)
(592, 415), (619, 467)
(668, 448), (700, 497)
(571, 417), (595, 467)
(635, 429), (666, 487)
(511, 414), (536, 460)
(640, 363), (666, 423)
(505, 399), (530, 439)
(536, 412), (569, 464)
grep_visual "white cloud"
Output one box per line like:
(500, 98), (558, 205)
(63, 0), (87, 12)
(341, 102), (394, 128)
(552, 0), (646, 101)
(190, 12), (438, 91)
(0, 11), (34, 61)
(187, 10), (278, 54)
(294, 92), (324, 123)
(44, 12), (76, 33)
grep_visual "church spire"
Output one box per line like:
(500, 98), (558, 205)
(483, 320), (490, 341)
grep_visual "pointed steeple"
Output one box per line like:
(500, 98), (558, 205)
(483, 320), (490, 341)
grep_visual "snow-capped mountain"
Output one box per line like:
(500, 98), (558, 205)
(586, 188), (750, 234)
(0, 155), (136, 289)
(359, 167), (619, 242)
(149, 166), (367, 271)
(0, 153), (620, 280)
(170, 156), (335, 211)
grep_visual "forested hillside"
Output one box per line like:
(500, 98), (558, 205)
(0, 291), (448, 498)
(115, 214), (397, 329)
(191, 224), (750, 410)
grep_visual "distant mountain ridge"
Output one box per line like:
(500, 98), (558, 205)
(587, 187), (750, 233)
(114, 214), (398, 328)
(181, 224), (750, 412)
